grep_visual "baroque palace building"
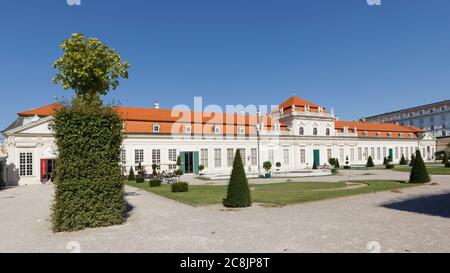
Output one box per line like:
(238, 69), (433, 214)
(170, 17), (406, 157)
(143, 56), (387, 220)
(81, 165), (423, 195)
(1, 96), (436, 186)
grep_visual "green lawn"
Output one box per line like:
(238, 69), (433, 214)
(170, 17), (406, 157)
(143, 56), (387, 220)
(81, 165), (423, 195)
(127, 180), (416, 206)
(391, 165), (450, 175)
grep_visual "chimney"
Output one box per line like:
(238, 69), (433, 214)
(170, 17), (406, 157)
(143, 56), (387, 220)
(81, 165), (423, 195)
(154, 101), (160, 109)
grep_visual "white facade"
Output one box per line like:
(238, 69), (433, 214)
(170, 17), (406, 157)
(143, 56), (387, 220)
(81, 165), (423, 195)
(2, 102), (437, 186)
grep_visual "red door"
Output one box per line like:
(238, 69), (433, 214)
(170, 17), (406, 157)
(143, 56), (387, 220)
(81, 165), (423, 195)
(40, 159), (46, 183)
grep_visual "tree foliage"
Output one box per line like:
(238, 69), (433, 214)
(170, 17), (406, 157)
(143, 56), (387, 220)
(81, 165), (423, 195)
(53, 33), (130, 103)
(223, 151), (252, 208)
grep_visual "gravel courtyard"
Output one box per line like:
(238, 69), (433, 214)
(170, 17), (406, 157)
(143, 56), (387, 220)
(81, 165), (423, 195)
(1, 170), (449, 253)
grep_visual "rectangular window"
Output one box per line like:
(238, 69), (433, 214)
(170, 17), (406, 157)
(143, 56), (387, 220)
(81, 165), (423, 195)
(134, 149), (144, 168)
(19, 152), (33, 176)
(350, 148), (355, 162)
(214, 149), (221, 168)
(300, 149), (306, 164)
(395, 147), (399, 159)
(239, 149), (246, 166)
(405, 147), (409, 160)
(268, 149), (274, 164)
(120, 149), (126, 173)
(371, 147), (375, 158)
(327, 149), (332, 160)
(283, 149), (289, 165)
(377, 147), (381, 161)
(364, 147), (369, 160)
(400, 147), (404, 158)
(152, 149), (161, 167)
(251, 148), (257, 166)
(201, 149), (209, 168)
(153, 124), (160, 133)
(227, 149), (234, 167)
(339, 148), (344, 162)
(358, 148), (362, 161)
(383, 147), (387, 159)
(168, 149), (177, 162)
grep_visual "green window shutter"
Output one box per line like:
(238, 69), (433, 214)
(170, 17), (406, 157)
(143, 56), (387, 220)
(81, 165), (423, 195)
(193, 151), (199, 174)
(180, 152), (185, 173)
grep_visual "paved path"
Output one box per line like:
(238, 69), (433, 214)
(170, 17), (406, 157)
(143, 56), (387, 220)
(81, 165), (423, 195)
(184, 169), (411, 185)
(1, 171), (450, 253)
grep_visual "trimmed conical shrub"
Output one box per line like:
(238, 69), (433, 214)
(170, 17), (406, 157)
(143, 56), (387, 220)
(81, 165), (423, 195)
(312, 162), (318, 170)
(443, 153), (449, 164)
(383, 157), (388, 166)
(223, 151), (252, 208)
(400, 155), (407, 165)
(366, 156), (375, 168)
(410, 150), (430, 183)
(128, 167), (135, 181)
(409, 154), (415, 167)
(335, 159), (340, 169)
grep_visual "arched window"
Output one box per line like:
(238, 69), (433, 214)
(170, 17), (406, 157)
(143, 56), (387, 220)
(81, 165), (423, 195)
(313, 128), (318, 136)
(299, 127), (304, 135)
(326, 128), (330, 136)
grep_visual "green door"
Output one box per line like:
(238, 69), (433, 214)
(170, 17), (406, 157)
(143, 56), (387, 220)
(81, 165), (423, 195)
(180, 152), (185, 173)
(388, 149), (393, 162)
(193, 152), (199, 174)
(313, 150), (320, 167)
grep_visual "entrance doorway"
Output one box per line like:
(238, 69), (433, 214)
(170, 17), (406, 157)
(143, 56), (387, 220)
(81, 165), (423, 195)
(180, 151), (199, 174)
(40, 159), (56, 183)
(313, 150), (320, 167)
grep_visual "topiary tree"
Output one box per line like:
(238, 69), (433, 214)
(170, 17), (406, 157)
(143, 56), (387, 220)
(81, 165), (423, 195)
(409, 150), (431, 184)
(366, 156), (375, 168)
(175, 169), (183, 182)
(443, 153), (449, 165)
(328, 158), (336, 166)
(176, 156), (181, 169)
(51, 33), (130, 232)
(263, 161), (272, 174)
(335, 158), (340, 169)
(127, 167), (135, 181)
(223, 151), (251, 208)
(312, 162), (318, 170)
(152, 164), (158, 176)
(345, 156), (349, 166)
(198, 165), (205, 175)
(400, 154), (407, 165)
(383, 157), (388, 166)
(409, 154), (416, 167)
(276, 162), (281, 168)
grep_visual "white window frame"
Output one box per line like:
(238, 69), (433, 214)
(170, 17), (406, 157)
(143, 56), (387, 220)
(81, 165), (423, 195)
(153, 124), (160, 133)
(214, 148), (222, 168)
(227, 148), (234, 167)
(19, 152), (33, 176)
(184, 125), (192, 134)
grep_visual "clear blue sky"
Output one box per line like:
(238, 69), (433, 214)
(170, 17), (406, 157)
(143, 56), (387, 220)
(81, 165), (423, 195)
(1, 0), (450, 140)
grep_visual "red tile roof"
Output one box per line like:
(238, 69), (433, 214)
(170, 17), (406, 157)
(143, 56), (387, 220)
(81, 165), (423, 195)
(278, 96), (324, 114)
(17, 104), (285, 135)
(335, 121), (424, 139)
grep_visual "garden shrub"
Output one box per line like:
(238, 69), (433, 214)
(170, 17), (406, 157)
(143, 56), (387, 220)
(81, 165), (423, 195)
(400, 155), (407, 165)
(172, 182), (189, 192)
(366, 156), (375, 168)
(409, 154), (415, 167)
(410, 150), (430, 184)
(136, 176), (145, 183)
(223, 151), (252, 208)
(312, 162), (318, 170)
(149, 179), (161, 187)
(443, 153), (449, 165)
(385, 164), (395, 169)
(128, 167), (135, 181)
(445, 162), (450, 168)
(51, 102), (125, 232)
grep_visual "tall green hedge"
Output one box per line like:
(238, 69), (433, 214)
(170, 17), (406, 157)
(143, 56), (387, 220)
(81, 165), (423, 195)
(223, 151), (252, 208)
(51, 102), (125, 232)
(0, 160), (4, 189)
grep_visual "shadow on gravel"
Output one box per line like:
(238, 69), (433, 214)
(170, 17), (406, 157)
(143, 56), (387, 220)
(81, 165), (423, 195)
(382, 192), (450, 219)
(124, 200), (134, 219)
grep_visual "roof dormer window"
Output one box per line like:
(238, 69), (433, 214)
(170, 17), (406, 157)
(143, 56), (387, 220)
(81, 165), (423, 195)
(363, 131), (368, 137)
(398, 133), (403, 138)
(238, 127), (245, 135)
(409, 133), (414, 138)
(214, 126), (221, 134)
(376, 132), (381, 138)
(387, 132), (392, 138)
(184, 125), (192, 134)
(153, 124), (160, 133)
